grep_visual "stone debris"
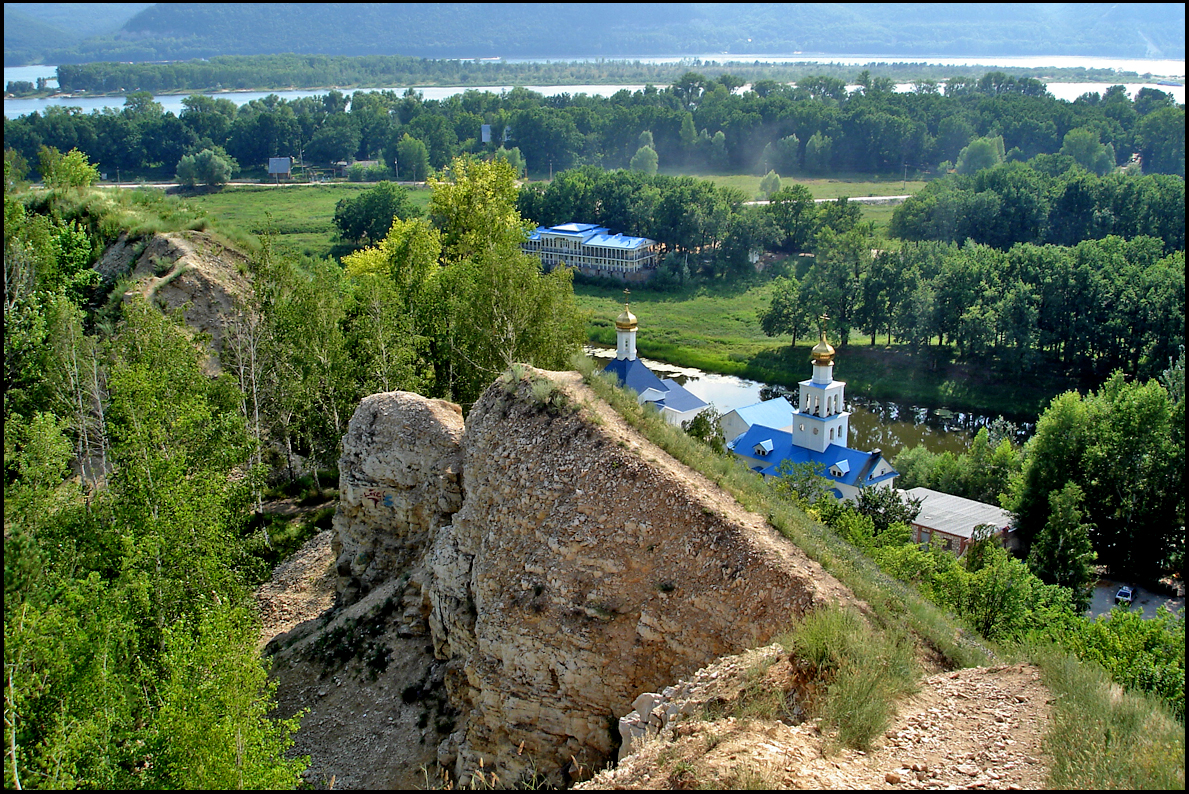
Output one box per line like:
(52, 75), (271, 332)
(582, 662), (1051, 791)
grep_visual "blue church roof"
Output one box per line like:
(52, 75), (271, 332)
(601, 359), (708, 414)
(602, 357), (668, 396)
(727, 425), (897, 487)
(730, 397), (794, 428)
(660, 379), (709, 413)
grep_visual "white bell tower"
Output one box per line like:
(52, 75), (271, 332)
(615, 289), (638, 361)
(792, 316), (851, 453)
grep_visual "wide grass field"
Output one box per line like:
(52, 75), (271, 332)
(176, 183), (433, 258)
(576, 278), (1073, 419)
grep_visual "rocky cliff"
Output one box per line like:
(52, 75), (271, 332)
(322, 367), (860, 785)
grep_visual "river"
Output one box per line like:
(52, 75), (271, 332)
(587, 347), (1032, 459)
(6, 56), (1184, 118)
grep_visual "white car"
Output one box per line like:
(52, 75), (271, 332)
(1114, 586), (1134, 606)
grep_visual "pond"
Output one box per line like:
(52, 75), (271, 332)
(587, 346), (1033, 459)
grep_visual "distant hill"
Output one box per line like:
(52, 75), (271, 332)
(6, 3), (1186, 66)
(3, 3), (151, 65)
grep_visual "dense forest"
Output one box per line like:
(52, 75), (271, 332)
(38, 54), (1159, 95)
(6, 73), (1184, 181)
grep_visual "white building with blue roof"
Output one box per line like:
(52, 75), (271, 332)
(723, 323), (897, 501)
(601, 295), (709, 427)
(523, 222), (660, 282)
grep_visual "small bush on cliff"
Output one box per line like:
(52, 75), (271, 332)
(499, 364), (575, 416)
(781, 605), (917, 750)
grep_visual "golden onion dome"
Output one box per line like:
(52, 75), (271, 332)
(811, 331), (835, 364)
(615, 306), (638, 331)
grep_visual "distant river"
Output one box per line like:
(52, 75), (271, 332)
(6, 56), (1184, 118)
(587, 347), (1033, 459)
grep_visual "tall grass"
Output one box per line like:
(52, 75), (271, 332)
(1033, 645), (1185, 789)
(778, 605), (917, 750)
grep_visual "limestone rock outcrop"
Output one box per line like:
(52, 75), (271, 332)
(331, 369), (858, 786)
(333, 391), (464, 607)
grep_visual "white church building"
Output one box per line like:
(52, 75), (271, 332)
(601, 296), (709, 427)
(722, 323), (897, 501)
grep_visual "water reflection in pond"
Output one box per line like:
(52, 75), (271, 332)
(587, 347), (1033, 459)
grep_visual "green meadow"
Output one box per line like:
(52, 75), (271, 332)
(178, 183), (433, 258)
(655, 168), (928, 200)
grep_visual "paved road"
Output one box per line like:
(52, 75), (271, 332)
(1087, 577), (1184, 619)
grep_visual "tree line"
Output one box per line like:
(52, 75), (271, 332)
(761, 233), (1183, 383)
(891, 157), (1185, 252)
(50, 55), (1156, 96)
(5, 74), (1183, 183)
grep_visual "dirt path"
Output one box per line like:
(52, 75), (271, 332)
(582, 661), (1050, 790)
(255, 529), (337, 649)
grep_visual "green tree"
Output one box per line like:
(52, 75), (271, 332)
(392, 133), (431, 181)
(855, 486), (922, 535)
(333, 181), (422, 244)
(759, 169), (781, 198)
(1135, 106), (1185, 176)
(804, 131), (833, 174)
(1009, 374), (1183, 577)
(175, 147), (236, 187)
(955, 135), (1005, 175)
(771, 459), (834, 506)
(1027, 482), (1098, 611)
(759, 275), (812, 342)
(629, 144), (659, 174)
(766, 184), (818, 252)
(156, 604), (307, 788)
(1060, 128), (1115, 176)
(682, 405), (726, 454)
(37, 146), (99, 189)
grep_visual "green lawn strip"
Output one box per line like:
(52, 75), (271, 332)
(656, 167), (928, 200)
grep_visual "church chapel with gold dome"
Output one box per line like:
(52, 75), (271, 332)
(723, 319), (898, 502)
(600, 294), (710, 427)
